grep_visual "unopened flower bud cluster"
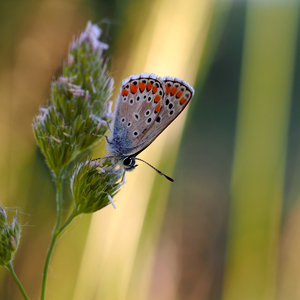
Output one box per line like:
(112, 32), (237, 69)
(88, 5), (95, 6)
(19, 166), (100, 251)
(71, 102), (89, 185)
(71, 159), (122, 214)
(33, 22), (114, 176)
(0, 207), (21, 266)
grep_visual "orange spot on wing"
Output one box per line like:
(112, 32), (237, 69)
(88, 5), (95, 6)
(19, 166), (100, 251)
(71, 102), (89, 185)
(130, 84), (138, 93)
(165, 84), (170, 94)
(170, 87), (178, 95)
(154, 95), (161, 103)
(139, 82), (145, 92)
(152, 86), (158, 94)
(176, 91), (183, 98)
(155, 102), (161, 113)
(147, 82), (153, 91)
(122, 89), (129, 96)
(180, 97), (188, 105)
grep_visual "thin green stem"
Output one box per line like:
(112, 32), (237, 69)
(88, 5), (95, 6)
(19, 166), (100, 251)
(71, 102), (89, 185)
(7, 262), (30, 300)
(58, 209), (78, 233)
(40, 176), (63, 300)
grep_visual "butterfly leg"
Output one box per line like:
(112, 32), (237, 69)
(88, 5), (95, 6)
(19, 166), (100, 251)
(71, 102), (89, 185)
(85, 130), (112, 144)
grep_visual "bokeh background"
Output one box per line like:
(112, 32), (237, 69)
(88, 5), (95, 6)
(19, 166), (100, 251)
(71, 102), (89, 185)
(0, 0), (300, 299)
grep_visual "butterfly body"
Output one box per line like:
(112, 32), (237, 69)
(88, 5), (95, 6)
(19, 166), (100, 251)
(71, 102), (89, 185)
(106, 73), (194, 179)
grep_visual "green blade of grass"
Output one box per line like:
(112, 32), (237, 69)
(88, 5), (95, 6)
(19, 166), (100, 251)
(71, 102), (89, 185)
(223, 3), (299, 300)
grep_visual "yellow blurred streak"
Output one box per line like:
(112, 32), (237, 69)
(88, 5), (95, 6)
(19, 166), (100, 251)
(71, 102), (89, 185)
(73, 0), (216, 299)
(223, 3), (299, 300)
(278, 206), (300, 300)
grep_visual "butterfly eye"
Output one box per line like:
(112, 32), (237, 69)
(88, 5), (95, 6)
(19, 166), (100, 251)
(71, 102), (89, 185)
(123, 157), (135, 167)
(145, 109), (151, 116)
(123, 157), (131, 166)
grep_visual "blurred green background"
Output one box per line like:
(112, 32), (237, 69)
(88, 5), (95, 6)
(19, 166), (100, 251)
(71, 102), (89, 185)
(1, 0), (300, 299)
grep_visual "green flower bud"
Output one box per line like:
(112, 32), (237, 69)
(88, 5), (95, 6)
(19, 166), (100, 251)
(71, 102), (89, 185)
(0, 206), (7, 230)
(70, 159), (123, 214)
(33, 22), (114, 176)
(0, 208), (21, 266)
(7, 216), (21, 252)
(0, 242), (11, 267)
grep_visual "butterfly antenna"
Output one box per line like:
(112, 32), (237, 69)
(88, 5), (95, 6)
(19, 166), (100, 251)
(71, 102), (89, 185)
(135, 158), (174, 182)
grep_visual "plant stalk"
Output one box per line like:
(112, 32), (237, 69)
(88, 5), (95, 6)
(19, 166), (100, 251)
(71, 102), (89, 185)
(40, 176), (63, 300)
(7, 261), (30, 300)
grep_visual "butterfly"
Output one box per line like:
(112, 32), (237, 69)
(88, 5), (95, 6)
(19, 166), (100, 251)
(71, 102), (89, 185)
(99, 73), (194, 182)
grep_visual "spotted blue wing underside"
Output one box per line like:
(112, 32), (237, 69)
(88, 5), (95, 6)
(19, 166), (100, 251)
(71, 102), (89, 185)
(111, 73), (164, 156)
(110, 73), (194, 157)
(139, 76), (194, 151)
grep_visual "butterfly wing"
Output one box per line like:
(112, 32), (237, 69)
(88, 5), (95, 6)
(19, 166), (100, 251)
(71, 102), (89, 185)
(140, 76), (194, 147)
(109, 73), (165, 156)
